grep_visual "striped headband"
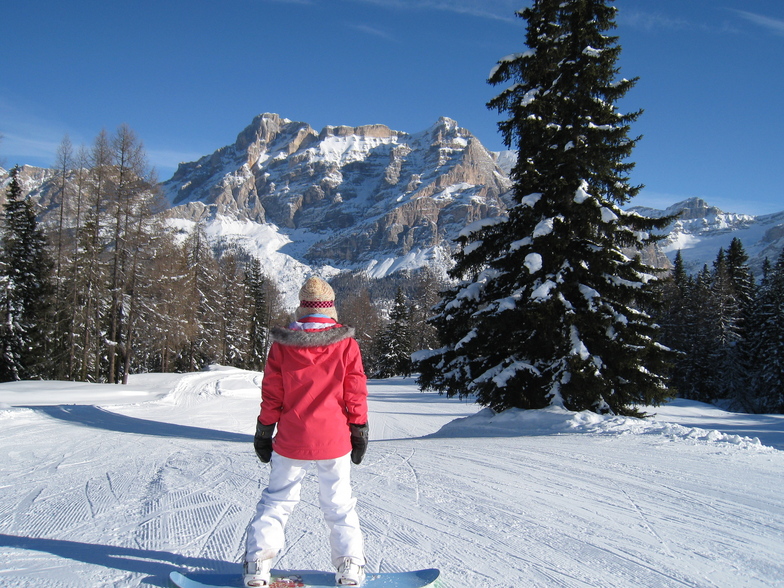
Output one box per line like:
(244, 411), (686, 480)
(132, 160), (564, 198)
(300, 300), (335, 309)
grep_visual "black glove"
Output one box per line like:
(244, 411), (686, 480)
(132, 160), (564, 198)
(254, 422), (276, 463)
(349, 423), (369, 465)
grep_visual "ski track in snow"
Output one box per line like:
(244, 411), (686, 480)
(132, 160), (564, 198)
(0, 368), (783, 587)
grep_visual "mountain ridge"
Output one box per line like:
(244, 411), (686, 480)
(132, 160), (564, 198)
(2, 114), (783, 303)
(629, 196), (784, 276)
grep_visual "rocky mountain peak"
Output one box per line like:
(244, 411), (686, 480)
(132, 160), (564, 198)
(424, 116), (459, 138)
(161, 113), (513, 265)
(666, 197), (724, 221)
(318, 123), (400, 140)
(630, 197), (781, 279)
(235, 113), (317, 163)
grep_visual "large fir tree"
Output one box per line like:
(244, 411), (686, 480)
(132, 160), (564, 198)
(710, 243), (754, 402)
(746, 250), (784, 413)
(416, 0), (673, 416)
(0, 166), (55, 381)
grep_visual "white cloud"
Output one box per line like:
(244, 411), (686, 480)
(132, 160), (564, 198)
(0, 99), (200, 177)
(619, 7), (784, 37)
(263, 0), (315, 5)
(348, 0), (520, 23)
(0, 102), (72, 167)
(348, 23), (398, 41)
(616, 10), (693, 32)
(729, 9), (784, 36)
(2, 133), (60, 161)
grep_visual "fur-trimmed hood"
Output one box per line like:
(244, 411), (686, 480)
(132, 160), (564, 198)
(271, 325), (356, 348)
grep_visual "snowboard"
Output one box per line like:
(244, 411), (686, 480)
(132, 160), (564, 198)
(169, 568), (440, 588)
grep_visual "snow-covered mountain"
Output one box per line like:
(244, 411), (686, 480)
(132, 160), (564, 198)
(161, 113), (511, 282)
(3, 115), (784, 301)
(629, 197), (784, 277)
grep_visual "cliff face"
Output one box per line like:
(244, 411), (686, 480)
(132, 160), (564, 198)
(161, 113), (512, 263)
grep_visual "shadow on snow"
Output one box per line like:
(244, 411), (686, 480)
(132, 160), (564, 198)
(22, 405), (252, 443)
(0, 533), (238, 587)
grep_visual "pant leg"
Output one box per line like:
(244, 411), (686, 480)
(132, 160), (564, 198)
(316, 453), (365, 568)
(245, 452), (309, 562)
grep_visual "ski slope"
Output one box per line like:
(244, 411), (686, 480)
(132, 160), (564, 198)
(1, 366), (782, 587)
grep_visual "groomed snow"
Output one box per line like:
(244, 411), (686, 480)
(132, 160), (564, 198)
(1, 368), (782, 587)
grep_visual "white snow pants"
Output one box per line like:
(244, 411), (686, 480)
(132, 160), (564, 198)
(245, 452), (365, 568)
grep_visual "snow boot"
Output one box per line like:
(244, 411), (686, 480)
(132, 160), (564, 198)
(335, 557), (365, 586)
(243, 559), (272, 587)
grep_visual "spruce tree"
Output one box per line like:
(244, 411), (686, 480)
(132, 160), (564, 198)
(416, 0), (673, 416)
(661, 251), (691, 340)
(410, 266), (442, 354)
(726, 238), (755, 306)
(244, 257), (271, 371)
(374, 288), (413, 378)
(746, 249), (784, 413)
(179, 221), (220, 371)
(708, 249), (741, 400)
(49, 135), (74, 378)
(725, 238), (755, 406)
(77, 130), (113, 381)
(713, 240), (754, 404)
(215, 253), (249, 368)
(0, 166), (55, 381)
(692, 265), (724, 402)
(658, 251), (690, 396)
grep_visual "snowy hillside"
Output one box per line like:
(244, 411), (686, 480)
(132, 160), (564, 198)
(1, 368), (782, 587)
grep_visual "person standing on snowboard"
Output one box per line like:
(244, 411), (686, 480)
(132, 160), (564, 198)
(244, 277), (369, 587)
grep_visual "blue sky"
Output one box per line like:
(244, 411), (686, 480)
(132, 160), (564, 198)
(1, 0), (782, 215)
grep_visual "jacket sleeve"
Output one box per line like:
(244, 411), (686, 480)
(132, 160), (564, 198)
(259, 342), (284, 426)
(343, 338), (369, 425)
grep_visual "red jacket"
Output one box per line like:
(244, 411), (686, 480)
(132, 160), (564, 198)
(259, 318), (368, 460)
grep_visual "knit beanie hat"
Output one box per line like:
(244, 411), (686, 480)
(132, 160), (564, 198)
(295, 277), (338, 321)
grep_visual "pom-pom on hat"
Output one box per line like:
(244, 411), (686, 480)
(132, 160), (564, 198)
(296, 276), (338, 321)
